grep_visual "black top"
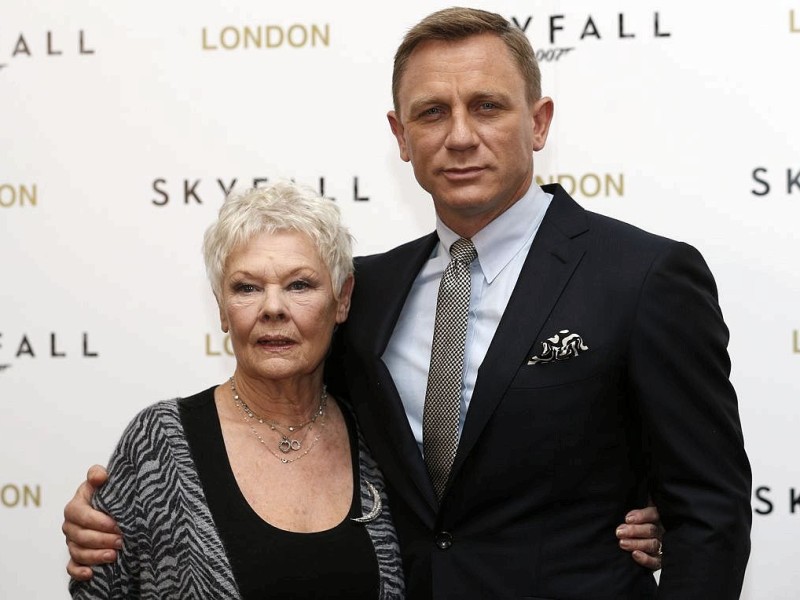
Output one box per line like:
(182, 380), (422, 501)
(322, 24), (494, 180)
(179, 387), (380, 599)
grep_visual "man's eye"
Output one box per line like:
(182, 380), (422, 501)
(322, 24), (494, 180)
(479, 102), (497, 110)
(421, 107), (444, 117)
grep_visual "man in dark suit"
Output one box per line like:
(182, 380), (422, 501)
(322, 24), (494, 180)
(62, 7), (746, 598)
(332, 6), (751, 599)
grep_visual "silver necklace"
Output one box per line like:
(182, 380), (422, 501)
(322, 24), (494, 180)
(230, 377), (326, 452)
(229, 377), (327, 464)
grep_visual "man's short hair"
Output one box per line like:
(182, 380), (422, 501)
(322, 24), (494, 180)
(391, 7), (542, 117)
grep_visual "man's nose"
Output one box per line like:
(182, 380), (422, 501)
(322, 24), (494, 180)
(445, 109), (479, 150)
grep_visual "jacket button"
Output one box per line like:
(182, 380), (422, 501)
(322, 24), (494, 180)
(435, 531), (453, 550)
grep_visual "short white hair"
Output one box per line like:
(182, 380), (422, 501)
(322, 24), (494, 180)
(202, 180), (354, 300)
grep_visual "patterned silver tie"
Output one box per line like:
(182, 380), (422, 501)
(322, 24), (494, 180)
(423, 237), (478, 501)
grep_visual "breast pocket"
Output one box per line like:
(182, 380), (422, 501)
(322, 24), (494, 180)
(509, 344), (619, 390)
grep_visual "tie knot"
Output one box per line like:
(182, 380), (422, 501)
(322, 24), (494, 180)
(450, 238), (477, 265)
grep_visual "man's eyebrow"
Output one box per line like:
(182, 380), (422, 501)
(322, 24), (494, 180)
(406, 95), (442, 115)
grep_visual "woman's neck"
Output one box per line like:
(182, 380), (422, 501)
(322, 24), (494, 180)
(229, 370), (327, 423)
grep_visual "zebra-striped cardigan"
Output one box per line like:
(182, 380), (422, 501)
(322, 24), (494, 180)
(69, 397), (405, 599)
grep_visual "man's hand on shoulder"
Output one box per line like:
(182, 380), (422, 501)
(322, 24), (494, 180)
(62, 465), (121, 581)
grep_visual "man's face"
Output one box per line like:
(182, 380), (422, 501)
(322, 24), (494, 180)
(388, 33), (553, 237)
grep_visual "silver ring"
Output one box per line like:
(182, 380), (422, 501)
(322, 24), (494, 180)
(657, 541), (663, 556)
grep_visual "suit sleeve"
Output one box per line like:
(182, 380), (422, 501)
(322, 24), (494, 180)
(628, 241), (751, 599)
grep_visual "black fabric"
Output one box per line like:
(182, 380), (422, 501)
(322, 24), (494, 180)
(179, 387), (380, 599)
(338, 183), (751, 599)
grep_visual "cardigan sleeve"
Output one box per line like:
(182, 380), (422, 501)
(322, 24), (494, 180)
(69, 413), (148, 598)
(69, 399), (242, 599)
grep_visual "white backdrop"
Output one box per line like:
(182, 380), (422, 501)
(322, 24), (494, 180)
(1, 1), (798, 598)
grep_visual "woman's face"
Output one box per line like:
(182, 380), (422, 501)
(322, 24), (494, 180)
(219, 230), (352, 385)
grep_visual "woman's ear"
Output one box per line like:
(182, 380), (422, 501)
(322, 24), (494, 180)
(217, 296), (229, 333)
(335, 274), (355, 324)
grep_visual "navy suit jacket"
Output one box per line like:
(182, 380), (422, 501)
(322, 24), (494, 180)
(329, 184), (751, 599)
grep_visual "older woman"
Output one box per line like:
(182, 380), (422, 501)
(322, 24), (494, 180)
(69, 181), (404, 599)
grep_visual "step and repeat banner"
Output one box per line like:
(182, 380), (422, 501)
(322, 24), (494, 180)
(1, 1), (798, 597)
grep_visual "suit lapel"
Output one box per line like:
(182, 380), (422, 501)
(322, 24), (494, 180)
(450, 186), (590, 480)
(358, 233), (441, 514)
(364, 232), (438, 357)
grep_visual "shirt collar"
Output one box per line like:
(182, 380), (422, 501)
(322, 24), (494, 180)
(435, 182), (553, 283)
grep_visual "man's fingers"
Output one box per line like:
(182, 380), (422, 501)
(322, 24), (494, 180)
(625, 505), (661, 526)
(66, 540), (118, 567)
(616, 522), (661, 540)
(62, 519), (122, 551)
(618, 536), (661, 555)
(620, 537), (663, 572)
(66, 559), (95, 582)
(63, 481), (121, 536)
(631, 549), (662, 571)
(85, 465), (109, 489)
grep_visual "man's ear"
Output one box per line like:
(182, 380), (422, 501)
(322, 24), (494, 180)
(530, 96), (554, 152)
(387, 111), (411, 162)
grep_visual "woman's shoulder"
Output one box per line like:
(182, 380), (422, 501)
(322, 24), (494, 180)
(126, 386), (217, 429)
(115, 385), (215, 453)
(177, 384), (218, 412)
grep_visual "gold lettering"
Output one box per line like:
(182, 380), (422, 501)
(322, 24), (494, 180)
(606, 173), (624, 196)
(266, 25), (284, 48)
(791, 10), (799, 32)
(311, 24), (330, 46)
(1, 484), (41, 508)
(0, 184), (16, 207)
(244, 26), (262, 48)
(21, 184), (37, 206)
(793, 330), (799, 353)
(580, 173), (601, 197)
(220, 26), (240, 49)
(205, 333), (234, 356)
(202, 27), (217, 50)
(287, 24), (308, 48)
(201, 24), (328, 51)
(535, 174), (624, 197)
(24, 485), (41, 507)
(0, 184), (37, 207)
(1, 485), (19, 507)
(205, 333), (221, 356)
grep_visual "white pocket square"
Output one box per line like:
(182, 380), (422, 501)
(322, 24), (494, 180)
(527, 329), (589, 365)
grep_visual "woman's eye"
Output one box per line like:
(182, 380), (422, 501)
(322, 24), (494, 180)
(236, 283), (257, 293)
(288, 280), (311, 291)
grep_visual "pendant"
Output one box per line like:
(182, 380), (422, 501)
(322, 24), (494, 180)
(279, 437), (302, 453)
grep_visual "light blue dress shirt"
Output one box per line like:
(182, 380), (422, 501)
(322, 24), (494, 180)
(382, 183), (553, 455)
